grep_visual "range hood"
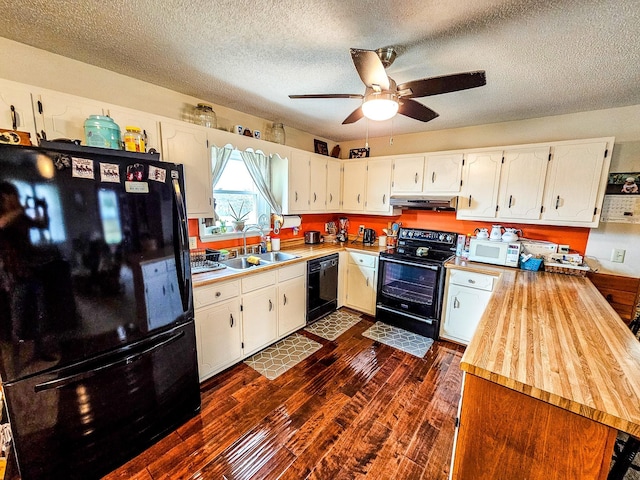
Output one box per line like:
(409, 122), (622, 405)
(390, 195), (457, 211)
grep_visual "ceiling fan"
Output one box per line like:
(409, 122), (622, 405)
(289, 47), (486, 124)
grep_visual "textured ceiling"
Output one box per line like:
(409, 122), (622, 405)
(0, 0), (638, 142)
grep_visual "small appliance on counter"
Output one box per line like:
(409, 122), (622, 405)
(468, 237), (521, 267)
(363, 228), (376, 246)
(337, 217), (349, 243)
(304, 230), (322, 244)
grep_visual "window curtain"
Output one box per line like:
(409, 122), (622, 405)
(239, 149), (283, 215)
(211, 144), (234, 188)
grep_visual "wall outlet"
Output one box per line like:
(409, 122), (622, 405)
(611, 248), (626, 263)
(189, 236), (198, 249)
(558, 244), (570, 253)
(358, 225), (365, 235)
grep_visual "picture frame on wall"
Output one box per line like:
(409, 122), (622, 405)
(606, 172), (640, 195)
(314, 139), (329, 156)
(349, 147), (370, 159)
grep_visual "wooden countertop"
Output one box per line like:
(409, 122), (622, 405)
(459, 263), (640, 437)
(192, 240), (386, 287)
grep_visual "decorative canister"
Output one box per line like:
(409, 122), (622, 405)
(123, 126), (145, 152)
(193, 103), (217, 128)
(84, 115), (121, 149)
(272, 123), (285, 144)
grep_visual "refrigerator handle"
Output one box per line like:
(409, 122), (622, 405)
(34, 330), (185, 392)
(172, 177), (192, 314)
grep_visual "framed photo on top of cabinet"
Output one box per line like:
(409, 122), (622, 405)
(349, 147), (370, 159)
(314, 139), (329, 156)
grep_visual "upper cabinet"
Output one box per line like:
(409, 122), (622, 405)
(309, 154), (328, 211)
(326, 158), (342, 211)
(424, 153), (463, 193)
(457, 150), (503, 219)
(342, 159), (367, 212)
(392, 155), (425, 193)
(365, 157), (393, 213)
(160, 120), (213, 218)
(0, 79), (38, 142)
(342, 157), (398, 216)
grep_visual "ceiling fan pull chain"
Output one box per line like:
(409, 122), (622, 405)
(390, 118), (394, 146)
(365, 118), (369, 149)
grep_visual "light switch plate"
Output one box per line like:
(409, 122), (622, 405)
(611, 248), (625, 263)
(358, 225), (365, 235)
(189, 236), (198, 249)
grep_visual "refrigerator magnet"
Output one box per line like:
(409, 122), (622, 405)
(126, 163), (145, 181)
(72, 157), (95, 179)
(100, 163), (120, 183)
(148, 165), (166, 183)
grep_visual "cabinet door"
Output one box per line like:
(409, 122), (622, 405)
(542, 141), (608, 224)
(392, 156), (424, 193)
(160, 120), (213, 217)
(278, 275), (306, 337)
(366, 158), (393, 213)
(342, 160), (367, 211)
(442, 285), (493, 345)
(103, 104), (162, 157)
(424, 153), (463, 193)
(457, 151), (503, 219)
(0, 79), (38, 141)
(497, 146), (549, 220)
(345, 253), (377, 315)
(326, 159), (342, 211)
(288, 150), (311, 212)
(34, 90), (106, 143)
(309, 154), (328, 211)
(242, 286), (278, 356)
(195, 298), (242, 382)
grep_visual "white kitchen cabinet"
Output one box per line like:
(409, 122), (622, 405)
(342, 160), (367, 212)
(241, 270), (278, 356)
(424, 153), (463, 193)
(497, 146), (549, 220)
(194, 279), (242, 382)
(344, 251), (378, 315)
(392, 155), (425, 193)
(287, 149), (311, 212)
(365, 157), (393, 213)
(103, 103), (163, 156)
(277, 263), (306, 337)
(0, 79), (38, 142)
(441, 269), (497, 345)
(541, 140), (610, 226)
(160, 120), (213, 217)
(309, 154), (328, 211)
(456, 150), (503, 219)
(326, 158), (342, 211)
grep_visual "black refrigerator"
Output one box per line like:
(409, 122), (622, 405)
(0, 142), (200, 479)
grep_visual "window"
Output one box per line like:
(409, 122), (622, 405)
(198, 149), (269, 240)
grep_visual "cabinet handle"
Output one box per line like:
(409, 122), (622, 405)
(357, 193), (361, 204)
(468, 195), (472, 207)
(230, 314), (234, 327)
(314, 192), (317, 203)
(454, 297), (460, 309)
(269, 299), (273, 311)
(295, 191), (298, 202)
(468, 279), (476, 284)
(415, 172), (419, 184)
(329, 193), (333, 203)
(215, 291), (221, 297)
(555, 195), (560, 209)
(606, 294), (613, 302)
(283, 293), (288, 306)
(10, 105), (17, 130)
(431, 171), (435, 183)
(382, 194), (386, 204)
(366, 277), (369, 287)
(508, 195), (513, 208)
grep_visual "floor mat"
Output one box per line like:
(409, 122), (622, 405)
(244, 333), (322, 380)
(362, 322), (434, 358)
(304, 310), (362, 341)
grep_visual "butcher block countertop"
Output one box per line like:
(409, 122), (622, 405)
(454, 258), (640, 438)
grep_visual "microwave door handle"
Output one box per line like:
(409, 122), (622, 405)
(380, 256), (439, 271)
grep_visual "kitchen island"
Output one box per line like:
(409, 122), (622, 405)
(449, 262), (640, 480)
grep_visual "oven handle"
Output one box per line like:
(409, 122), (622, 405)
(379, 256), (439, 271)
(376, 304), (434, 324)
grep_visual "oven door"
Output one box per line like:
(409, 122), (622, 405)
(376, 255), (443, 320)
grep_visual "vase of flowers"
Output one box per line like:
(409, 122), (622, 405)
(229, 200), (250, 232)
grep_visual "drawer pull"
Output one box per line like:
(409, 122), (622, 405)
(468, 279), (476, 284)
(215, 291), (221, 297)
(454, 297), (460, 309)
(606, 294), (613, 302)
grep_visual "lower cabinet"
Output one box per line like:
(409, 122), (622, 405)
(441, 268), (497, 345)
(194, 262), (307, 382)
(344, 251), (378, 315)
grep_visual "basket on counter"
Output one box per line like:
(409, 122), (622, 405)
(543, 262), (590, 277)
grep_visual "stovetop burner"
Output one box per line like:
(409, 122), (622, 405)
(386, 227), (457, 264)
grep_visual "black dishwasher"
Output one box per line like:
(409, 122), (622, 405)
(306, 253), (339, 324)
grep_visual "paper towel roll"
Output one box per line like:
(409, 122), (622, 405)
(281, 215), (302, 229)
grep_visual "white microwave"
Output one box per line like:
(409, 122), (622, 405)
(468, 238), (521, 267)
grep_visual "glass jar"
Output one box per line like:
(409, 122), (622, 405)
(193, 103), (217, 128)
(272, 123), (285, 144)
(84, 115), (121, 149)
(123, 126), (146, 152)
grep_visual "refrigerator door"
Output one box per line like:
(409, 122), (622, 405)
(2, 321), (200, 480)
(0, 144), (193, 382)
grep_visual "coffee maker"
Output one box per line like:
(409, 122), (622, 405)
(337, 217), (349, 242)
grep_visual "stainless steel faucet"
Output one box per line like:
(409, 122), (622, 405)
(242, 224), (264, 255)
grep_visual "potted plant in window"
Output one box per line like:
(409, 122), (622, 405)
(228, 200), (250, 232)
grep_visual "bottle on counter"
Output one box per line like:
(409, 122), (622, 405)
(266, 236), (272, 252)
(461, 234), (471, 259)
(123, 126), (145, 152)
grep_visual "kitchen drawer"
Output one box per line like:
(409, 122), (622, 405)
(278, 262), (305, 282)
(348, 252), (377, 268)
(450, 269), (496, 291)
(242, 270), (277, 293)
(194, 280), (240, 309)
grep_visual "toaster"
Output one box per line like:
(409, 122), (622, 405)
(304, 230), (322, 244)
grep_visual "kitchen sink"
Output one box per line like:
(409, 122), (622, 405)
(256, 252), (300, 262)
(222, 257), (272, 270)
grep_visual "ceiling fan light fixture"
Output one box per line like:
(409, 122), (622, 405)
(361, 92), (399, 121)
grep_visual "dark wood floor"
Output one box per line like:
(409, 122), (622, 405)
(103, 312), (465, 480)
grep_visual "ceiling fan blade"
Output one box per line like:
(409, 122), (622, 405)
(350, 48), (390, 91)
(397, 71), (486, 98)
(398, 99), (439, 122)
(289, 93), (364, 99)
(342, 106), (364, 124)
